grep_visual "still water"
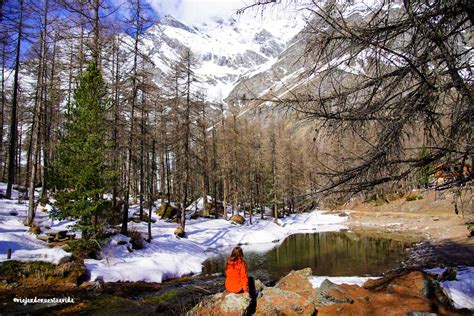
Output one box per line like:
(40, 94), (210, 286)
(202, 232), (411, 280)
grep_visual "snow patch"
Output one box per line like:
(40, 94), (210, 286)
(2, 248), (71, 265)
(309, 276), (377, 288)
(426, 267), (474, 311)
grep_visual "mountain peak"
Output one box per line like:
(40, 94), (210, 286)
(160, 15), (197, 34)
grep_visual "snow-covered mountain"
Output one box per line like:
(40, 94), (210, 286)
(140, 13), (306, 102)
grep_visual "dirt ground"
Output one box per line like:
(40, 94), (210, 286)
(343, 188), (474, 267)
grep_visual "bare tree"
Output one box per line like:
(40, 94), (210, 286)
(6, 0), (24, 199)
(243, 0), (473, 196)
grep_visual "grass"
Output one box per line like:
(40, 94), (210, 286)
(142, 290), (177, 305)
(406, 195), (418, 201)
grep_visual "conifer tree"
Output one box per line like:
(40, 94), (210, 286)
(50, 62), (111, 238)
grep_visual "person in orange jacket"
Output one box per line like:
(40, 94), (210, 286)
(225, 246), (249, 293)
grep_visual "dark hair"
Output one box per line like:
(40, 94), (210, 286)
(229, 246), (244, 262)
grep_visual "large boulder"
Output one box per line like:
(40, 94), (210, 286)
(316, 271), (462, 316)
(275, 268), (313, 295)
(363, 271), (443, 300)
(157, 203), (178, 219)
(313, 279), (354, 307)
(255, 287), (316, 315)
(187, 292), (251, 316)
(230, 215), (245, 225)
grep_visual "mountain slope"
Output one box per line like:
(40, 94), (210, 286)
(141, 14), (305, 102)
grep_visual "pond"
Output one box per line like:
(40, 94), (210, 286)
(202, 232), (412, 280)
(0, 232), (414, 315)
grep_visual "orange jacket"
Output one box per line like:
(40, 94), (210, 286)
(225, 258), (249, 293)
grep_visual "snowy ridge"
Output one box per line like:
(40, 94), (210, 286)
(143, 13), (306, 102)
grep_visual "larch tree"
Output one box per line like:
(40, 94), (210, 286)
(5, 0), (24, 199)
(243, 0), (474, 196)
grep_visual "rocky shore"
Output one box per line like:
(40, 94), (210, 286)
(188, 268), (470, 316)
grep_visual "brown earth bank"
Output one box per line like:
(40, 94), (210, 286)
(189, 268), (471, 316)
(342, 188), (474, 268)
(0, 270), (229, 315)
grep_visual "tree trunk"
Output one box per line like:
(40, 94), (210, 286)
(112, 36), (120, 211)
(271, 130), (278, 224)
(92, 0), (100, 66)
(27, 0), (49, 225)
(0, 37), (6, 181)
(122, 1), (141, 235)
(6, 0), (23, 199)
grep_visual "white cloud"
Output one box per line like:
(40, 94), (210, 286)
(150, 0), (253, 25)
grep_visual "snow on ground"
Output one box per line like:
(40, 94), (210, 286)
(7, 248), (71, 265)
(1, 184), (474, 310)
(426, 267), (474, 311)
(0, 183), (349, 283)
(0, 183), (74, 264)
(309, 276), (377, 288)
(85, 210), (349, 283)
(85, 233), (207, 283)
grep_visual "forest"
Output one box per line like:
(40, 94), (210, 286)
(0, 0), (472, 239)
(0, 0), (473, 314)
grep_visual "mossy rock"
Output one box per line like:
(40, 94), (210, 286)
(0, 261), (30, 283)
(156, 203), (178, 219)
(0, 260), (85, 286)
(129, 230), (144, 250)
(63, 239), (101, 259)
(467, 224), (474, 236)
(130, 215), (156, 224)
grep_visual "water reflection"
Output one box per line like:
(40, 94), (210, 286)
(202, 232), (411, 280)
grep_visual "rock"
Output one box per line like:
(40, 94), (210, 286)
(9, 210), (18, 216)
(175, 226), (185, 238)
(129, 230), (144, 250)
(275, 268), (313, 296)
(255, 287), (316, 315)
(187, 292), (251, 316)
(313, 279), (354, 307)
(37, 234), (54, 242)
(157, 203), (178, 219)
(438, 267), (456, 282)
(312, 270), (459, 316)
(364, 271), (434, 299)
(405, 312), (438, 316)
(254, 279), (266, 294)
(80, 277), (105, 291)
(230, 215), (245, 225)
